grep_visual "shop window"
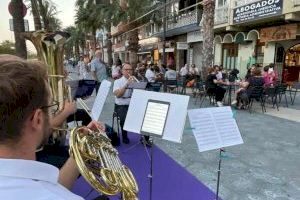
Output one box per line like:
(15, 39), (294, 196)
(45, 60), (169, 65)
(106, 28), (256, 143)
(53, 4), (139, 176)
(255, 41), (265, 65)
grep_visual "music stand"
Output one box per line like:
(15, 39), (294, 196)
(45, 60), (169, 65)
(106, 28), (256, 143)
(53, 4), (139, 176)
(140, 100), (170, 200)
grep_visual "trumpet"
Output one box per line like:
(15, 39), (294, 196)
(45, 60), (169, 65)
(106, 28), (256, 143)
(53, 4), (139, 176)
(129, 76), (139, 83)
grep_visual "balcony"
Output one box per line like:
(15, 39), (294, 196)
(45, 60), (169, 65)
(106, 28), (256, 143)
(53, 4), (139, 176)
(153, 9), (202, 37)
(214, 6), (229, 25)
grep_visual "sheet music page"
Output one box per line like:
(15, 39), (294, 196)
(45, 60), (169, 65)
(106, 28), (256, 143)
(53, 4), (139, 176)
(141, 101), (169, 136)
(91, 80), (112, 121)
(188, 107), (243, 152)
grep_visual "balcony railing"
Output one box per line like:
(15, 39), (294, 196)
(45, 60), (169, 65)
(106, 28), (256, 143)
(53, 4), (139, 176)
(153, 9), (201, 35)
(214, 6), (229, 25)
(234, 0), (260, 7)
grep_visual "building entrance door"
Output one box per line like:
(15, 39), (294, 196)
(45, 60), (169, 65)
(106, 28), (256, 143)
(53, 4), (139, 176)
(222, 43), (238, 70)
(283, 44), (300, 83)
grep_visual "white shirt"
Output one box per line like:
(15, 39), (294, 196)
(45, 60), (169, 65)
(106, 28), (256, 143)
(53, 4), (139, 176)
(0, 158), (83, 200)
(165, 69), (177, 80)
(145, 69), (156, 82)
(180, 66), (189, 76)
(216, 71), (223, 80)
(113, 76), (131, 105)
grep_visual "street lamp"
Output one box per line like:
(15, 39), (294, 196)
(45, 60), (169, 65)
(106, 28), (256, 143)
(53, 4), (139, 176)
(162, 0), (166, 66)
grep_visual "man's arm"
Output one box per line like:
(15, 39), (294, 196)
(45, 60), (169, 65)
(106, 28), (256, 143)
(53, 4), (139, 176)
(90, 61), (98, 81)
(58, 157), (80, 189)
(50, 101), (77, 128)
(113, 83), (128, 98)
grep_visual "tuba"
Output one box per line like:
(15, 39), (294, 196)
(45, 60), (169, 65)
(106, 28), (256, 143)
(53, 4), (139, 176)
(23, 31), (139, 199)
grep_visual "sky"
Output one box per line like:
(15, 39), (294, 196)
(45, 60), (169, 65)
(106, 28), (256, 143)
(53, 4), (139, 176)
(0, 0), (76, 52)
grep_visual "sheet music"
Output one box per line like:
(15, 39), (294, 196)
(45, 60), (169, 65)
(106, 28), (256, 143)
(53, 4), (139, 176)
(188, 107), (243, 152)
(141, 101), (169, 136)
(91, 80), (112, 121)
(124, 90), (189, 143)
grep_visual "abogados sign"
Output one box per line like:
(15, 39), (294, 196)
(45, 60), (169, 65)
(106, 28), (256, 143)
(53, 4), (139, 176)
(233, 0), (283, 24)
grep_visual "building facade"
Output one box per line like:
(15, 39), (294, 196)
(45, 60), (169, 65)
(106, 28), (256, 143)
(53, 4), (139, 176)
(214, 0), (300, 82)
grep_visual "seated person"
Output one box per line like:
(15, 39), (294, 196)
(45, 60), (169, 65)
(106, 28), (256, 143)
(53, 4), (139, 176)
(165, 64), (177, 80)
(205, 67), (227, 107)
(137, 66), (148, 82)
(232, 67), (265, 109)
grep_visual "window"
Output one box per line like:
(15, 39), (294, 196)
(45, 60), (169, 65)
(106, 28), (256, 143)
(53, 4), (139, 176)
(217, 0), (227, 8)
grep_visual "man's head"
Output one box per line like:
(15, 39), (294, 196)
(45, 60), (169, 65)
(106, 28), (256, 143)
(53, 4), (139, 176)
(95, 50), (102, 59)
(122, 63), (133, 79)
(0, 55), (50, 151)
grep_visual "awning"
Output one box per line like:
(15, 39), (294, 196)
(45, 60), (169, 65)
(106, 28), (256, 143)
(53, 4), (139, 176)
(159, 48), (175, 53)
(137, 51), (151, 55)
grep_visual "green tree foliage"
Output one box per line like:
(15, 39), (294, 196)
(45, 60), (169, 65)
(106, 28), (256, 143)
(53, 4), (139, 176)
(0, 40), (16, 55)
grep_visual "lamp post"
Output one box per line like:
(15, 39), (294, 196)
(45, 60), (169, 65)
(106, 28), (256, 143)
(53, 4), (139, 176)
(162, 0), (167, 66)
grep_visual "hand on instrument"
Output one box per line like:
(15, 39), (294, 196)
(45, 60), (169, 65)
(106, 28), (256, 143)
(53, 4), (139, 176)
(62, 100), (77, 116)
(87, 120), (106, 133)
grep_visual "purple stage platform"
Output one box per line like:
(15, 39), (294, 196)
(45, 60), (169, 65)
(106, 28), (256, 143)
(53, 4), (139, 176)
(71, 133), (216, 200)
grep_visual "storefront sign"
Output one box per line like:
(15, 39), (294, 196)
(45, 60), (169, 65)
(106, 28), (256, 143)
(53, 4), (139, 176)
(177, 42), (188, 50)
(260, 24), (298, 43)
(233, 0), (283, 24)
(187, 30), (203, 43)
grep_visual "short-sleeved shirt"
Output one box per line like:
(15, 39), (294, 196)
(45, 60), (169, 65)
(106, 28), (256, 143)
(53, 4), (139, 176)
(165, 70), (177, 80)
(0, 158), (83, 200)
(91, 58), (107, 82)
(246, 76), (265, 95)
(113, 76), (131, 105)
(206, 74), (217, 89)
(145, 69), (156, 82)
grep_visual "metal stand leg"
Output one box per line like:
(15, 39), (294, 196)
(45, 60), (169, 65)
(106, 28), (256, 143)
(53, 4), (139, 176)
(215, 149), (223, 200)
(148, 136), (154, 200)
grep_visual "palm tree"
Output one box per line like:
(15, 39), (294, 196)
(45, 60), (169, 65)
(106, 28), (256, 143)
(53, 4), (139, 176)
(11, 0), (27, 58)
(75, 1), (104, 54)
(202, 0), (215, 76)
(38, 0), (60, 31)
(30, 0), (42, 30)
(64, 25), (86, 59)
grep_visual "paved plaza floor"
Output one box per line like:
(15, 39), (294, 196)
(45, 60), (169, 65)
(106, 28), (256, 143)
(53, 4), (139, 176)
(68, 69), (300, 200)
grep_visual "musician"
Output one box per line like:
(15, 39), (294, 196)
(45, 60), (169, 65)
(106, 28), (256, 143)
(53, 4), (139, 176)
(0, 55), (104, 199)
(113, 63), (137, 144)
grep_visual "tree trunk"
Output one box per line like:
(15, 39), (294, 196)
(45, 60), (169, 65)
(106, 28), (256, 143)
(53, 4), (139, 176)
(31, 0), (42, 30)
(126, 29), (139, 69)
(92, 28), (97, 53)
(75, 42), (80, 59)
(106, 23), (113, 67)
(38, 0), (50, 31)
(12, 0), (27, 58)
(202, 0), (215, 77)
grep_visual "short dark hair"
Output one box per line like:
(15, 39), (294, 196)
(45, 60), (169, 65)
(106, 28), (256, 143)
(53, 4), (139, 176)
(0, 55), (49, 145)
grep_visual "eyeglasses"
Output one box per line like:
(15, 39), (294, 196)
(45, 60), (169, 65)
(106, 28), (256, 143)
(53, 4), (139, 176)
(40, 101), (59, 115)
(124, 68), (133, 71)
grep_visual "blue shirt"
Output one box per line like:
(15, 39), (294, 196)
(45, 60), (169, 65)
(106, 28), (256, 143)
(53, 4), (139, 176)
(91, 58), (107, 82)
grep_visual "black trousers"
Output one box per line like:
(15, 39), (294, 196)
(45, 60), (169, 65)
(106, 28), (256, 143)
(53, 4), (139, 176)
(114, 104), (129, 139)
(207, 86), (226, 102)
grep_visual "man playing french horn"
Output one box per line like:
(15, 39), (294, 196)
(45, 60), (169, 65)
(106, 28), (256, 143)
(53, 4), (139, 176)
(0, 55), (104, 199)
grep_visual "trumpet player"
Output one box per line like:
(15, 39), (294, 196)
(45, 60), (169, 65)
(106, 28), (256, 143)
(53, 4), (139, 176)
(113, 63), (138, 144)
